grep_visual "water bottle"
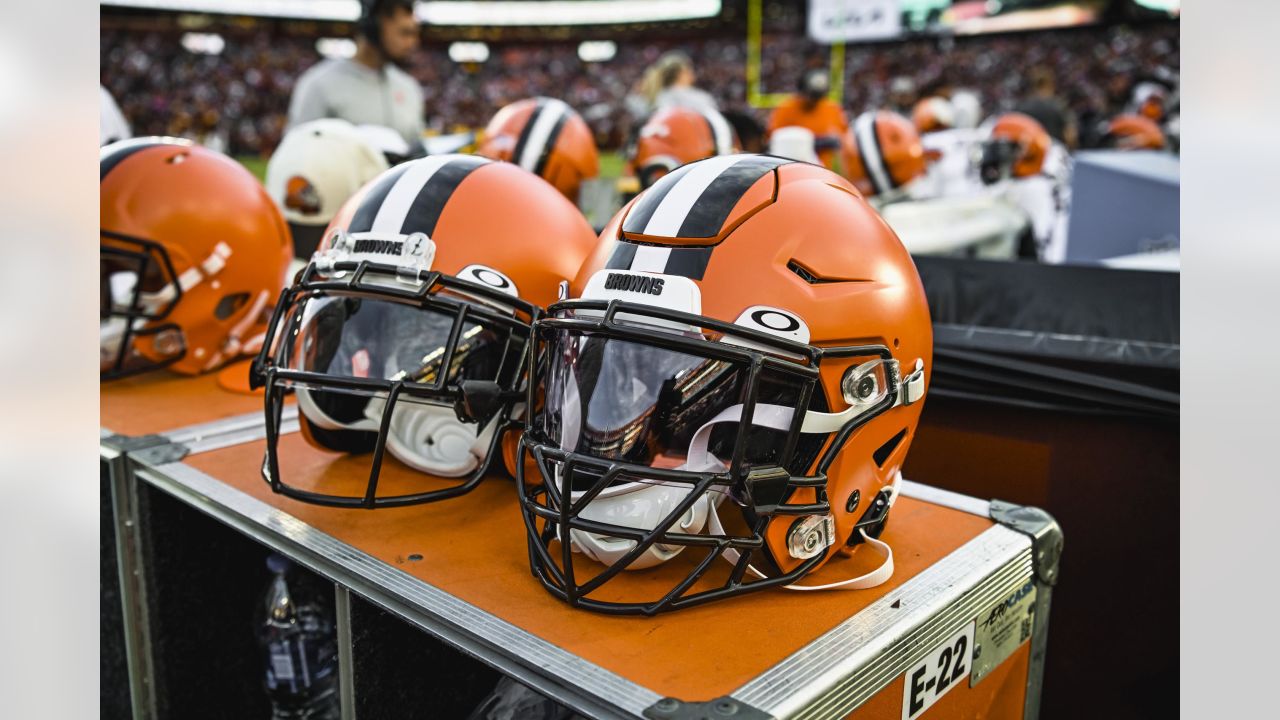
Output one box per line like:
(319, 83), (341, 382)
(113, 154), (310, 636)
(257, 554), (340, 720)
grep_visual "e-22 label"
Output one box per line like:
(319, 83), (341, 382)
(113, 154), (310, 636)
(901, 621), (976, 720)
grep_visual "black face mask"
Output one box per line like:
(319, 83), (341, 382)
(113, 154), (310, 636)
(250, 255), (538, 510)
(515, 297), (903, 615)
(980, 139), (1021, 185)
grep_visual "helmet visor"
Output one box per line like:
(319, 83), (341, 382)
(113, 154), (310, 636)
(285, 294), (518, 384)
(275, 292), (523, 414)
(535, 326), (816, 493)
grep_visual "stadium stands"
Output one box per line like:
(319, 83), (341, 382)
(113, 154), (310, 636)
(100, 17), (1177, 157)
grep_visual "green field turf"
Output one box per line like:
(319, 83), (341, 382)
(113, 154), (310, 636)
(236, 155), (269, 182)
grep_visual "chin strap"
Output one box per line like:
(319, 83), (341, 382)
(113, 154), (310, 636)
(683, 403), (901, 593)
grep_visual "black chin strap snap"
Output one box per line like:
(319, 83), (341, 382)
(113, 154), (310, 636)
(848, 485), (895, 546)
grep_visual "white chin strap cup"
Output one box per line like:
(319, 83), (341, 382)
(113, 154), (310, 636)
(562, 403), (779, 571)
(570, 485), (714, 570)
(368, 399), (498, 478)
(296, 389), (498, 478)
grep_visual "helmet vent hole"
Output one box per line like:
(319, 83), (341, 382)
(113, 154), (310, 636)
(873, 429), (908, 468)
(787, 259), (864, 285)
(893, 337), (900, 349)
(787, 259), (824, 285)
(214, 292), (250, 321)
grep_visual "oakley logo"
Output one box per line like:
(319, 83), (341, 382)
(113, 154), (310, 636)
(468, 266), (511, 289)
(605, 272), (665, 296)
(750, 309), (801, 333)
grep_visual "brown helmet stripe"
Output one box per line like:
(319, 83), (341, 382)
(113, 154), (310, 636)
(622, 155), (790, 239)
(100, 137), (192, 181)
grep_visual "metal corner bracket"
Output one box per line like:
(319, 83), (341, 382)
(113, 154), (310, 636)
(102, 432), (172, 454)
(101, 431), (191, 467)
(645, 695), (775, 720)
(132, 441), (191, 467)
(989, 500), (1063, 586)
(989, 500), (1062, 720)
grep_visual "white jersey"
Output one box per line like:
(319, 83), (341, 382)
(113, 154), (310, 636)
(909, 128), (988, 201)
(100, 85), (131, 146)
(1002, 142), (1072, 263)
(654, 86), (720, 115)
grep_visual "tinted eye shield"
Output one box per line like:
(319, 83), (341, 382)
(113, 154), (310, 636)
(250, 257), (539, 508)
(522, 297), (899, 513)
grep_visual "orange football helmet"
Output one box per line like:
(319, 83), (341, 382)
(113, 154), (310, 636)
(629, 106), (739, 189)
(1132, 81), (1167, 122)
(1104, 114), (1167, 151)
(989, 112), (1051, 178)
(251, 155), (597, 508)
(517, 154), (932, 613)
(101, 138), (292, 379)
(911, 96), (956, 134)
(477, 97), (600, 203)
(842, 110), (927, 197)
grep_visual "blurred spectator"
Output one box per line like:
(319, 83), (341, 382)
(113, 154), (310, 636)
(100, 85), (131, 146)
(627, 51), (720, 119)
(288, 0), (425, 146)
(887, 76), (918, 115)
(767, 68), (849, 170)
(1015, 66), (1078, 148)
(721, 109), (765, 153)
(100, 18), (1178, 157)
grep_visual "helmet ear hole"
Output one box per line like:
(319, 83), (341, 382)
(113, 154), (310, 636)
(214, 292), (250, 321)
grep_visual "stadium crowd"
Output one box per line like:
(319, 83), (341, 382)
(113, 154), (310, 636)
(100, 19), (1178, 157)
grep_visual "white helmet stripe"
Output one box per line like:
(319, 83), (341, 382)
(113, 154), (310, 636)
(370, 155), (455, 233)
(641, 154), (752, 236)
(517, 98), (569, 172)
(854, 112), (893, 195)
